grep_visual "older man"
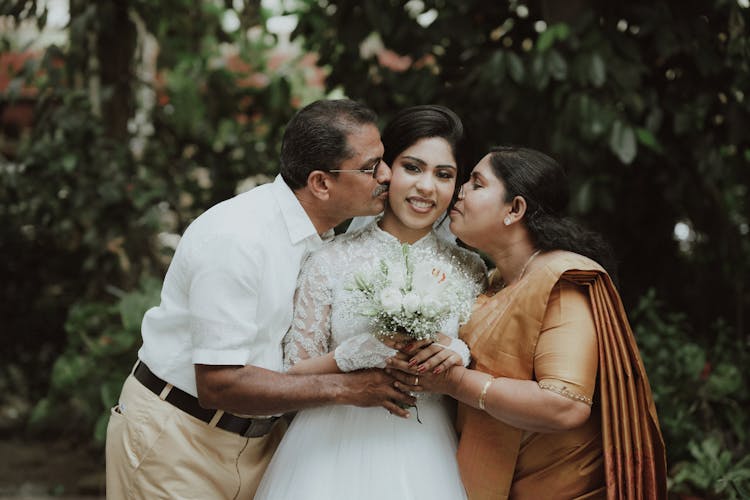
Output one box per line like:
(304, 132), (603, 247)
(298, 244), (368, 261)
(105, 100), (413, 498)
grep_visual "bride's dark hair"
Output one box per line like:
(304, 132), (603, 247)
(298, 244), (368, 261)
(488, 146), (618, 280)
(381, 105), (464, 175)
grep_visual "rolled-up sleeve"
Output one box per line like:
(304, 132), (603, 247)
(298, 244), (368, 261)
(188, 234), (261, 365)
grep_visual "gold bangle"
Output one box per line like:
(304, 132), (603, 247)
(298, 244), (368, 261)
(478, 377), (493, 410)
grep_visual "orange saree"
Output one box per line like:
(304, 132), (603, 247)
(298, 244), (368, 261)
(457, 251), (667, 500)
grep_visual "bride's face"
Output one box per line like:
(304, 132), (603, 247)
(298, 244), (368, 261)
(384, 137), (457, 235)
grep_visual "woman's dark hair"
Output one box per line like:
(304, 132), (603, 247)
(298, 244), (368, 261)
(280, 99), (378, 190)
(488, 145), (618, 280)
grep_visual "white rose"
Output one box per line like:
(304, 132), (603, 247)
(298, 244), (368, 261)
(402, 292), (422, 314)
(379, 287), (403, 314)
(420, 295), (443, 318)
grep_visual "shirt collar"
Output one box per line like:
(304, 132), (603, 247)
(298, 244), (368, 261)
(271, 175), (331, 246)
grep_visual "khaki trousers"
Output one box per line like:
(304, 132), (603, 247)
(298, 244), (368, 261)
(105, 374), (285, 499)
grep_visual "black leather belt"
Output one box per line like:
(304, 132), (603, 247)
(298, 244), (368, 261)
(133, 361), (279, 438)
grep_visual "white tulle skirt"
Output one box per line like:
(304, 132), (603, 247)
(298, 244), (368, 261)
(254, 396), (467, 500)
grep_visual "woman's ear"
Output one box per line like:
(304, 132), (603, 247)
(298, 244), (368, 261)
(511, 196), (527, 219)
(306, 171), (331, 201)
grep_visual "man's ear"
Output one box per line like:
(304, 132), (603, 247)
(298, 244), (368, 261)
(306, 170), (331, 201)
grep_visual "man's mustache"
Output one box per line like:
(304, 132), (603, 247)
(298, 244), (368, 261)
(372, 184), (389, 197)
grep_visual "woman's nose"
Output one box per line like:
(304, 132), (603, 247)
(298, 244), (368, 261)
(456, 183), (466, 200)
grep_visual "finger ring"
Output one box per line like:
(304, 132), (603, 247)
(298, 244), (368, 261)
(414, 376), (419, 386)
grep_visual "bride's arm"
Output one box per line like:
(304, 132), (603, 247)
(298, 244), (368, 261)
(283, 252), (396, 375)
(283, 252), (341, 375)
(287, 352), (339, 374)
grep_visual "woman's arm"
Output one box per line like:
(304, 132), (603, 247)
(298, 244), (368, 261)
(388, 281), (597, 432)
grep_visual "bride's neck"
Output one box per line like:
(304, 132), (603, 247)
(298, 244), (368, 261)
(378, 210), (431, 244)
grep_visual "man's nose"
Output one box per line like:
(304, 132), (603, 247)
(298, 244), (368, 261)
(375, 160), (392, 184)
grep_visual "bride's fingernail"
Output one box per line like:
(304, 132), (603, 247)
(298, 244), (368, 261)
(433, 367), (442, 374)
(416, 366), (425, 373)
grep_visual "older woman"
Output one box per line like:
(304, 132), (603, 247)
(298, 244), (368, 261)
(389, 146), (667, 499)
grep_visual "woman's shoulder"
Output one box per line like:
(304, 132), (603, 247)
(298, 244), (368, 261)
(535, 250), (604, 276)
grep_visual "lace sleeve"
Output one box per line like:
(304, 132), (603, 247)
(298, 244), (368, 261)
(283, 252), (333, 370)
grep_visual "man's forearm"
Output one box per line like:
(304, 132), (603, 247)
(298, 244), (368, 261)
(195, 364), (358, 415)
(195, 364), (416, 417)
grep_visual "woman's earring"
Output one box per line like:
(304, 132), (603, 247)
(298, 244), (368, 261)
(504, 216), (511, 226)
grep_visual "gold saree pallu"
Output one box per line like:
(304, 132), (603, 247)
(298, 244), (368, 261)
(457, 251), (667, 500)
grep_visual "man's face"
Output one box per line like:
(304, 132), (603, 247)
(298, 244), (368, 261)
(328, 123), (392, 217)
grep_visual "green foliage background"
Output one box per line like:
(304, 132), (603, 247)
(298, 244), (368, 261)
(1, 0), (749, 497)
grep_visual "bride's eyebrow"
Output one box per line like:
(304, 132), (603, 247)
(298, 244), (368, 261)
(402, 155), (456, 170)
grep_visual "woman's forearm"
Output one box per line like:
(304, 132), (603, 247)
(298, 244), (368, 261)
(445, 367), (591, 432)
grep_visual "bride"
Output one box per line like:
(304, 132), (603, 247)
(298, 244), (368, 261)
(254, 105), (486, 500)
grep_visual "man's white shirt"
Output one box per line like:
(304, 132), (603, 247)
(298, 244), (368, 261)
(138, 175), (332, 397)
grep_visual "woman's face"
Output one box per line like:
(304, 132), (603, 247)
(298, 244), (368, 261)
(383, 137), (457, 239)
(449, 154), (510, 250)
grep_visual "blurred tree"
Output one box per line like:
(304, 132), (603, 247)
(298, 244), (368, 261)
(0, 0), (318, 431)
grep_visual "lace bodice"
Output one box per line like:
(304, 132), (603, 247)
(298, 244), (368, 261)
(283, 220), (487, 372)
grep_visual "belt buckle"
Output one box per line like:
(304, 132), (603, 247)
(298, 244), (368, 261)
(242, 417), (277, 438)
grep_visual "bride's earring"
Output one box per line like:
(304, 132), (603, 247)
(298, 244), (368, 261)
(504, 216), (512, 226)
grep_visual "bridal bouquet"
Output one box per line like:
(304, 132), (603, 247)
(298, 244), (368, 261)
(347, 244), (479, 341)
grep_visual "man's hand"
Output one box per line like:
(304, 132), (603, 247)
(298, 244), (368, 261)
(341, 369), (416, 418)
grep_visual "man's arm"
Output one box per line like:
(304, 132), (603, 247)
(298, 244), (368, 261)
(195, 364), (415, 417)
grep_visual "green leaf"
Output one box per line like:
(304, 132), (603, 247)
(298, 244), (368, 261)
(62, 154), (77, 172)
(609, 120), (637, 164)
(530, 53), (550, 90)
(28, 398), (53, 428)
(547, 49), (567, 81)
(536, 29), (557, 53)
(635, 127), (664, 153)
(574, 180), (594, 214)
(589, 53), (606, 87)
(506, 52), (524, 84)
(705, 363), (742, 398)
(535, 23), (570, 52)
(94, 412), (110, 443)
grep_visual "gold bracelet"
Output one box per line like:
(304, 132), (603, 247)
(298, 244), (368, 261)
(478, 377), (493, 410)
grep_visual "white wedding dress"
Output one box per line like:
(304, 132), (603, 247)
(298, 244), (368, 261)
(254, 221), (486, 500)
